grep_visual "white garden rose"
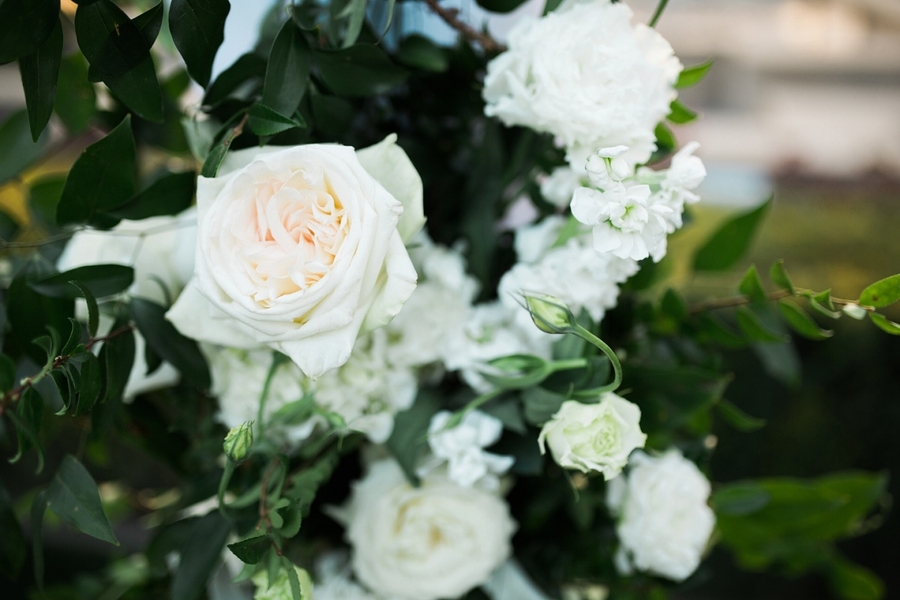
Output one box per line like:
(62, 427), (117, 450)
(167, 136), (422, 378)
(482, 0), (682, 167)
(334, 459), (516, 600)
(606, 449), (716, 582)
(538, 394), (646, 479)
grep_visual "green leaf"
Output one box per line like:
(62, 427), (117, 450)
(248, 103), (305, 137)
(868, 312), (900, 336)
(19, 17), (62, 142)
(386, 391), (441, 485)
(98, 318), (135, 403)
(106, 171), (196, 220)
(676, 59), (714, 88)
(522, 386), (565, 425)
(203, 52), (266, 107)
(70, 283), (100, 339)
(653, 122), (676, 157)
(477, 0), (530, 12)
(340, 0), (368, 48)
(694, 198), (771, 271)
(201, 114), (247, 178)
(133, 2), (164, 48)
(716, 398), (766, 432)
(263, 20), (312, 117)
(0, 481), (27, 580)
(396, 35), (449, 72)
(130, 298), (211, 389)
(0, 354), (15, 393)
(61, 318), (84, 356)
(227, 535), (271, 565)
(57, 116), (135, 226)
(667, 99), (699, 124)
(829, 555), (885, 600)
(0, 0), (59, 64)
(75, 0), (164, 122)
(54, 52), (97, 134)
(46, 455), (119, 545)
(0, 109), (49, 185)
(768, 259), (794, 295)
(30, 264), (134, 299)
(8, 389), (44, 473)
(315, 44), (408, 97)
(712, 485), (770, 516)
(778, 300), (833, 341)
(76, 353), (104, 415)
(660, 287), (688, 322)
(171, 512), (231, 600)
(697, 313), (747, 348)
(309, 92), (355, 136)
(169, 0), (231, 88)
(858, 273), (900, 308)
(736, 306), (788, 343)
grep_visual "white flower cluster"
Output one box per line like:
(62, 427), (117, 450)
(607, 449), (716, 581)
(571, 143), (706, 262)
(483, 0), (681, 168)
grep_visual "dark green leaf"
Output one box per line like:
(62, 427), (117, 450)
(54, 52), (96, 134)
(769, 259), (795, 294)
(19, 17), (62, 142)
(696, 313), (747, 348)
(227, 535), (271, 565)
(46, 454), (118, 545)
(76, 353), (104, 414)
(263, 20), (311, 116)
(248, 103), (305, 137)
(8, 389), (44, 473)
(859, 273), (900, 308)
(396, 35), (449, 72)
(716, 398), (766, 432)
(712, 484), (770, 516)
(868, 312), (900, 336)
(522, 386), (564, 425)
(0, 481), (26, 580)
(694, 198), (771, 271)
(0, 0), (59, 64)
(106, 171), (196, 220)
(386, 391), (441, 485)
(667, 99), (699, 124)
(169, 0), (231, 88)
(5, 264), (73, 364)
(133, 2), (164, 48)
(339, 0), (367, 48)
(476, 0), (529, 12)
(30, 264), (134, 299)
(309, 92), (355, 136)
(829, 555), (885, 600)
(778, 300), (832, 341)
(98, 318), (135, 403)
(543, 0), (564, 14)
(61, 318), (84, 355)
(315, 45), (408, 97)
(0, 209), (18, 240)
(660, 287), (688, 321)
(738, 265), (767, 302)
(0, 354), (15, 393)
(70, 280), (100, 338)
(75, 0), (164, 122)
(204, 52), (266, 107)
(57, 116), (135, 226)
(676, 59), (714, 88)
(201, 114), (247, 178)
(753, 339), (801, 389)
(623, 365), (731, 433)
(130, 298), (210, 389)
(653, 122), (676, 157)
(736, 306), (788, 343)
(171, 512), (231, 600)
(30, 490), (48, 588)
(0, 109), (49, 185)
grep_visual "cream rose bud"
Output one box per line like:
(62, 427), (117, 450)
(167, 137), (423, 378)
(333, 459), (515, 600)
(538, 394), (646, 479)
(606, 449), (716, 581)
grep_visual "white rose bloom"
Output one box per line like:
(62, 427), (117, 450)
(419, 410), (514, 489)
(313, 329), (417, 443)
(500, 217), (638, 324)
(57, 208), (197, 399)
(333, 459), (515, 600)
(482, 0), (681, 167)
(167, 136), (423, 378)
(606, 449), (716, 582)
(443, 301), (553, 393)
(538, 395), (646, 480)
(205, 345), (317, 447)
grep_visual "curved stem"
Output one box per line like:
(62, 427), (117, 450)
(574, 325), (622, 393)
(217, 459), (236, 520)
(648, 0), (670, 28)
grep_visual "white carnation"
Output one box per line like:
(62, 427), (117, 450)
(539, 166), (585, 208)
(482, 0), (681, 167)
(607, 449), (716, 581)
(334, 459), (515, 600)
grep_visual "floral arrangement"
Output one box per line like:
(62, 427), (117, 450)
(0, 1), (896, 599)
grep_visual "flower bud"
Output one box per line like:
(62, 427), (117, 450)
(223, 421), (254, 462)
(524, 293), (577, 334)
(842, 303), (867, 320)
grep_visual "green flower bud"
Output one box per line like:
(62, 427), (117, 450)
(252, 565), (313, 600)
(223, 421), (254, 462)
(524, 293), (578, 334)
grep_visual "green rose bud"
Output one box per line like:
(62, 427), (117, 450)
(252, 565), (313, 600)
(524, 293), (578, 334)
(223, 421), (254, 462)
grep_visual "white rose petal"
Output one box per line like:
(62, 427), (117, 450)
(167, 139), (423, 378)
(334, 459), (516, 600)
(607, 449), (716, 582)
(538, 394), (647, 479)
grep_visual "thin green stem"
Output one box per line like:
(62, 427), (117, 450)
(648, 0), (670, 28)
(574, 325), (622, 393)
(217, 459), (236, 520)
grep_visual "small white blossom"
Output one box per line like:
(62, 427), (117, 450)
(539, 166), (585, 208)
(607, 449), (716, 581)
(419, 410), (514, 489)
(314, 552), (383, 600)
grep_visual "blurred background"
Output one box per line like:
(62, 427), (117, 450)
(1, 0), (898, 598)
